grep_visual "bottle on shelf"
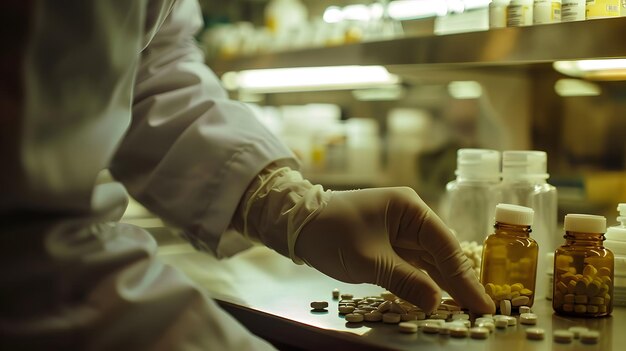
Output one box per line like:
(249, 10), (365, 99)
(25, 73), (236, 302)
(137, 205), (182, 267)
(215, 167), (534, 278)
(605, 203), (626, 306)
(561, 0), (586, 21)
(553, 214), (614, 317)
(440, 149), (501, 245)
(507, 0), (534, 26)
(534, 0), (562, 24)
(497, 150), (557, 299)
(481, 204), (539, 309)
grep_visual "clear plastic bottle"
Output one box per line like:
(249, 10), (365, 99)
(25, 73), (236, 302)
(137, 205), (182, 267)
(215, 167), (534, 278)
(440, 149), (501, 245)
(498, 150), (557, 299)
(553, 214), (613, 317)
(481, 204), (538, 308)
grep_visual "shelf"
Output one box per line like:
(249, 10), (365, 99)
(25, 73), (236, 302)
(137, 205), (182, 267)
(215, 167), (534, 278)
(209, 17), (626, 73)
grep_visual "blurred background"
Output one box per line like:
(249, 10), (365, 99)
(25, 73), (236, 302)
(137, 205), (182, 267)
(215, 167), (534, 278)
(189, 0), (626, 220)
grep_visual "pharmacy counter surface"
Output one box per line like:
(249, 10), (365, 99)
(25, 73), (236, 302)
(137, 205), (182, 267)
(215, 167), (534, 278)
(160, 245), (623, 351)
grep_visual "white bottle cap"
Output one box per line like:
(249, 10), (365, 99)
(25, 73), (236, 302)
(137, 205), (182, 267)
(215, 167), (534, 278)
(455, 149), (500, 181)
(564, 214), (606, 234)
(495, 204), (534, 226)
(502, 151), (549, 180)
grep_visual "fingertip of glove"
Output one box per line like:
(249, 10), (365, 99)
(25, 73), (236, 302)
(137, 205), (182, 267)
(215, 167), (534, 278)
(419, 288), (442, 314)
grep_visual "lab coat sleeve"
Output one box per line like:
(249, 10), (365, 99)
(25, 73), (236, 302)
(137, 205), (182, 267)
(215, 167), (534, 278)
(109, 0), (298, 255)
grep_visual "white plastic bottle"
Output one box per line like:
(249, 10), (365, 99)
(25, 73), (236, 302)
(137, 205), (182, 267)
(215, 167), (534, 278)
(534, 0), (562, 24)
(440, 149), (502, 245)
(508, 0), (534, 26)
(605, 203), (626, 306)
(561, 0), (586, 21)
(498, 150), (557, 299)
(490, 0), (512, 28)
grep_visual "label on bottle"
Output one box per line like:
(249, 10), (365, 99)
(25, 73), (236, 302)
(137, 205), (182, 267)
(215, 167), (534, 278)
(508, 4), (534, 26)
(562, 0), (586, 20)
(490, 3), (508, 28)
(586, 0), (620, 18)
(534, 0), (562, 23)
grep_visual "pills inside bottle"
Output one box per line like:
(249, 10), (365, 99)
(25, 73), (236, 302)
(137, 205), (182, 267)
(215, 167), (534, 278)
(552, 214), (614, 317)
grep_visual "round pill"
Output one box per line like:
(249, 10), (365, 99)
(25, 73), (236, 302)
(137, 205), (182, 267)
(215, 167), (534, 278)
(519, 313), (537, 325)
(519, 306), (531, 314)
(332, 289), (340, 299)
(338, 306), (355, 314)
(382, 313), (401, 324)
(475, 317), (494, 325)
(553, 330), (574, 343)
(411, 311), (426, 320)
(506, 316), (517, 326)
(364, 311), (382, 322)
(476, 322), (495, 332)
(423, 319), (446, 327)
(580, 330), (600, 344)
(399, 322), (418, 333)
(568, 326), (589, 339)
(451, 313), (469, 320)
(526, 328), (545, 340)
(470, 327), (489, 339)
(340, 294), (353, 300)
(422, 322), (440, 334)
(511, 296), (530, 307)
(449, 326), (469, 338)
(310, 301), (329, 310)
(500, 300), (512, 316)
(377, 300), (392, 313)
(345, 313), (364, 323)
(495, 318), (508, 329)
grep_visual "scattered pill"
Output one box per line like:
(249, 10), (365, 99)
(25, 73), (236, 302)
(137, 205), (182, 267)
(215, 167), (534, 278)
(364, 311), (382, 322)
(341, 294), (353, 300)
(345, 313), (364, 323)
(353, 309), (368, 315)
(553, 330), (574, 343)
(519, 313), (537, 325)
(310, 301), (328, 310)
(477, 322), (495, 332)
(338, 306), (355, 314)
(377, 300), (392, 313)
(519, 306), (531, 314)
(500, 300), (512, 316)
(380, 291), (396, 301)
(422, 322), (440, 334)
(470, 327), (489, 339)
(511, 296), (530, 307)
(332, 289), (340, 299)
(568, 326), (588, 338)
(411, 311), (426, 320)
(449, 326), (469, 338)
(382, 313), (401, 324)
(495, 319), (508, 329)
(398, 322), (418, 333)
(506, 316), (517, 326)
(451, 313), (469, 320)
(526, 327), (545, 340)
(580, 330), (600, 344)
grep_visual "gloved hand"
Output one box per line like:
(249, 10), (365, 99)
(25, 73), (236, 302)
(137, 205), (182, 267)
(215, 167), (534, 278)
(234, 166), (495, 314)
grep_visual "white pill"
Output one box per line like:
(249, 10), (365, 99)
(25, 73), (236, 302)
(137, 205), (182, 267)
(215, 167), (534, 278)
(353, 309), (368, 315)
(399, 322), (418, 333)
(580, 331), (600, 344)
(382, 313), (401, 324)
(449, 326), (469, 338)
(421, 322), (440, 334)
(390, 303), (408, 314)
(500, 300), (512, 316)
(341, 294), (354, 300)
(423, 319), (446, 327)
(519, 306), (531, 314)
(470, 327), (489, 339)
(477, 322), (495, 332)
(381, 291), (396, 301)
(506, 316), (517, 326)
(450, 320), (471, 328)
(411, 311), (426, 320)
(377, 300), (392, 313)
(474, 317), (494, 325)
(451, 313), (470, 320)
(568, 326), (589, 339)
(519, 313), (537, 325)
(495, 319), (508, 329)
(553, 330), (574, 343)
(526, 327), (545, 340)
(364, 311), (383, 322)
(310, 301), (329, 310)
(430, 313), (448, 320)
(338, 306), (355, 314)
(345, 313), (364, 323)
(332, 289), (340, 299)
(511, 296), (530, 307)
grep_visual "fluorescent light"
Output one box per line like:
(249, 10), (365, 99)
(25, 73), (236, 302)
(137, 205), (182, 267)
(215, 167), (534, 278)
(554, 79), (601, 97)
(388, 0), (448, 20)
(352, 85), (405, 101)
(448, 80), (483, 99)
(222, 66), (400, 93)
(554, 59), (626, 81)
(323, 6), (343, 23)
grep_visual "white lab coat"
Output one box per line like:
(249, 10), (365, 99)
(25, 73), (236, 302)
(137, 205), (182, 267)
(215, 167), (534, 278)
(0, 0), (296, 349)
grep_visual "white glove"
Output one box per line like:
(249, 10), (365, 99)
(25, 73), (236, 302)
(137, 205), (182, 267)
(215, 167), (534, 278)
(234, 166), (495, 314)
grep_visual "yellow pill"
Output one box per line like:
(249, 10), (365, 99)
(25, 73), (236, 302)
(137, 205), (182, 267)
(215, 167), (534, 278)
(598, 267), (611, 277)
(587, 305), (599, 313)
(583, 265), (598, 278)
(564, 294), (575, 303)
(563, 304), (574, 312)
(601, 275), (612, 284)
(574, 304), (587, 313)
(502, 284), (511, 294)
(561, 272), (576, 284)
(586, 280), (602, 296)
(574, 280), (588, 295)
(590, 296), (605, 305)
(484, 283), (496, 297)
(575, 295), (588, 304)
(520, 288), (533, 296)
(511, 283), (524, 292)
(557, 281), (568, 294)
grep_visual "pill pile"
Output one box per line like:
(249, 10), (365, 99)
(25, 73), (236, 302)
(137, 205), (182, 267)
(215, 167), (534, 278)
(484, 283), (533, 312)
(460, 241), (483, 277)
(553, 261), (612, 315)
(315, 289), (602, 345)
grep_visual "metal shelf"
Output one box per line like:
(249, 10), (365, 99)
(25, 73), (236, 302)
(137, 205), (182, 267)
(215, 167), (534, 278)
(209, 17), (626, 73)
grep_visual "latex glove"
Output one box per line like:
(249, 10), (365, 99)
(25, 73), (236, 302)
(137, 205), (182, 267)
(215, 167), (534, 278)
(234, 167), (494, 314)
